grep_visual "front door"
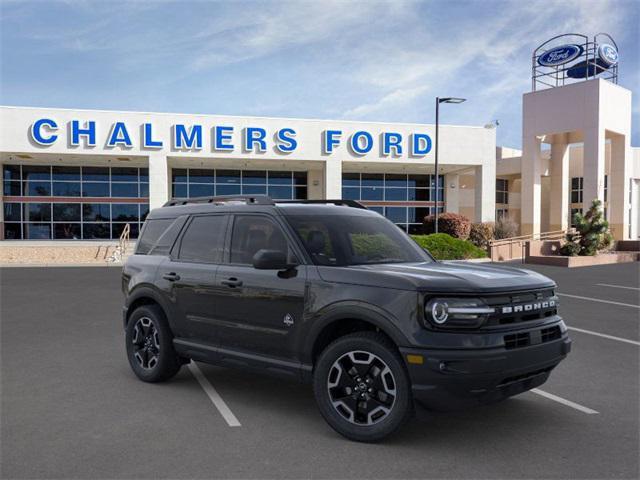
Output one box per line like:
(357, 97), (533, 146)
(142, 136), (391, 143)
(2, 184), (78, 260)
(213, 214), (307, 361)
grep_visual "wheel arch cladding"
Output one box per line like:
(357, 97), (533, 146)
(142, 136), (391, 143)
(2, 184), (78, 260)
(125, 289), (168, 326)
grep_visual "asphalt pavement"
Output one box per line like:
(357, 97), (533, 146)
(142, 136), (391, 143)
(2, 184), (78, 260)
(1, 262), (638, 479)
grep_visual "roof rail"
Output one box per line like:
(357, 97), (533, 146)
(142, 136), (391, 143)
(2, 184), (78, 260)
(163, 195), (274, 207)
(275, 199), (367, 209)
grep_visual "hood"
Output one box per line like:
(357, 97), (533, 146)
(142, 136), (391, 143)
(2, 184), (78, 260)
(316, 261), (555, 294)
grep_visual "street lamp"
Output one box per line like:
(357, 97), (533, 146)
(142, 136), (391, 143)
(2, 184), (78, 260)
(434, 97), (466, 233)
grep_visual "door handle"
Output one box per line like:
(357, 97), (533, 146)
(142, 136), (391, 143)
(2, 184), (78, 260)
(221, 277), (243, 288)
(162, 272), (181, 281)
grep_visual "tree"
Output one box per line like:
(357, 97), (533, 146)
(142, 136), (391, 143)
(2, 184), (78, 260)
(560, 199), (613, 256)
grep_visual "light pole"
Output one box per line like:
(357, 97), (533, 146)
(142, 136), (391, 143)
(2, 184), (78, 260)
(434, 97), (466, 233)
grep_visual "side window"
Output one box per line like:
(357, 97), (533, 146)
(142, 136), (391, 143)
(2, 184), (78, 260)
(178, 215), (227, 263)
(149, 215), (187, 255)
(230, 215), (293, 265)
(136, 218), (174, 254)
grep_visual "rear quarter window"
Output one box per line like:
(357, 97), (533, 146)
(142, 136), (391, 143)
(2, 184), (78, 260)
(136, 218), (177, 255)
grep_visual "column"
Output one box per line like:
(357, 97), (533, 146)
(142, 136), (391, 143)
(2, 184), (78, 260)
(324, 159), (342, 199)
(521, 135), (542, 236)
(445, 173), (459, 214)
(474, 163), (495, 223)
(148, 153), (169, 210)
(306, 169), (324, 200)
(609, 134), (631, 240)
(549, 134), (570, 231)
(582, 126), (605, 211)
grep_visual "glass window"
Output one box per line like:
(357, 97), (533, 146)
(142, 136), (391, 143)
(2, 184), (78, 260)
(82, 182), (110, 197)
(25, 203), (51, 222)
(3, 164), (21, 181)
(83, 203), (110, 221)
(111, 183), (139, 198)
(140, 183), (149, 197)
(242, 185), (267, 195)
(294, 186), (307, 199)
(361, 173), (384, 187)
(293, 171), (307, 185)
(496, 178), (509, 204)
(172, 183), (187, 198)
(179, 215), (227, 263)
(385, 207), (407, 224)
(24, 223), (51, 239)
(570, 177), (583, 203)
(242, 170), (267, 184)
(4, 223), (22, 239)
(4, 202), (22, 221)
(26, 181), (51, 196)
(342, 187), (359, 200)
(216, 184), (241, 196)
(216, 170), (241, 184)
(287, 214), (431, 266)
(53, 203), (81, 221)
(52, 182), (81, 197)
(230, 215), (290, 264)
(3, 181), (21, 196)
(52, 166), (80, 181)
(136, 218), (175, 254)
(189, 169), (215, 183)
(83, 223), (110, 239)
(112, 222), (139, 240)
(172, 168), (188, 183)
(139, 168), (149, 182)
(342, 173), (360, 186)
(140, 204), (150, 221)
(385, 188), (407, 201)
(408, 174), (429, 188)
(361, 187), (383, 201)
(268, 185), (292, 200)
(23, 165), (50, 181)
(147, 216), (188, 255)
(268, 171), (292, 185)
(110, 167), (138, 181)
(82, 167), (109, 182)
(409, 188), (429, 201)
(385, 174), (407, 187)
(112, 203), (139, 221)
(54, 223), (81, 239)
(188, 184), (215, 198)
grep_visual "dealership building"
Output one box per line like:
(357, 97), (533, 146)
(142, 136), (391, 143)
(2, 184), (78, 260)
(0, 35), (638, 245)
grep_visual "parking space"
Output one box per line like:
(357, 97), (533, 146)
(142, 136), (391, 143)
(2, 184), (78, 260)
(1, 263), (638, 479)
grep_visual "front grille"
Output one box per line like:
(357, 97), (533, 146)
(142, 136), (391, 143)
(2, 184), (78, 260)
(483, 289), (558, 327)
(504, 325), (562, 350)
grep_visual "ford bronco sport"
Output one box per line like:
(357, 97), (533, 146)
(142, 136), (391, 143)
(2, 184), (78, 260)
(122, 195), (571, 442)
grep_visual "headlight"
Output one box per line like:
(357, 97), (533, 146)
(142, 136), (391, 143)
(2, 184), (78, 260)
(424, 298), (494, 328)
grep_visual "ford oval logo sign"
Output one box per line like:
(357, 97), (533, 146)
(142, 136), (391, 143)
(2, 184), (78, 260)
(538, 44), (583, 67)
(598, 44), (618, 66)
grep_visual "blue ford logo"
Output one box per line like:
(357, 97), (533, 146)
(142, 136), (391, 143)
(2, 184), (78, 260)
(598, 44), (618, 66)
(538, 44), (583, 67)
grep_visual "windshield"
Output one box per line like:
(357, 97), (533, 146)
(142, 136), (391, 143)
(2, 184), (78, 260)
(285, 213), (433, 266)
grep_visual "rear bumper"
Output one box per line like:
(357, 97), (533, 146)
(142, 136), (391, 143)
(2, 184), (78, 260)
(400, 332), (571, 411)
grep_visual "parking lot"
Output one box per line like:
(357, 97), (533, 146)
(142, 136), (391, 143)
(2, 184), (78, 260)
(1, 262), (638, 479)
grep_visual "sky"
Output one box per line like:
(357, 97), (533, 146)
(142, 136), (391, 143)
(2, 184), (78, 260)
(1, 0), (638, 148)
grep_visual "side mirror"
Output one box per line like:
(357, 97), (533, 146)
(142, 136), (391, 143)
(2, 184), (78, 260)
(252, 249), (292, 270)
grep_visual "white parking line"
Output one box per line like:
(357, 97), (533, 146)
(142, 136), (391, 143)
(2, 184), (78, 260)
(558, 293), (639, 309)
(188, 361), (241, 427)
(596, 283), (640, 291)
(531, 388), (599, 414)
(567, 326), (640, 346)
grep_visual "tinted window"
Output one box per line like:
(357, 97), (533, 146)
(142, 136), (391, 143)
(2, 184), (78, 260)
(149, 216), (187, 255)
(178, 215), (227, 263)
(136, 218), (174, 254)
(230, 215), (290, 264)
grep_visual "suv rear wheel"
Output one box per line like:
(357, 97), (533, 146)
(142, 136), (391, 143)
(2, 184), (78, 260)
(125, 304), (181, 382)
(313, 332), (412, 442)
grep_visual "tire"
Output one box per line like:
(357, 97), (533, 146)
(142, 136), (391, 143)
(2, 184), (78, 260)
(313, 331), (413, 442)
(125, 304), (181, 383)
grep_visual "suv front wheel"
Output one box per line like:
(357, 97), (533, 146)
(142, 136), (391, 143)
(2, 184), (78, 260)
(125, 304), (182, 383)
(313, 332), (412, 442)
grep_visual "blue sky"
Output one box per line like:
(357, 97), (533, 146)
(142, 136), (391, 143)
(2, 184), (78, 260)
(1, 0), (638, 148)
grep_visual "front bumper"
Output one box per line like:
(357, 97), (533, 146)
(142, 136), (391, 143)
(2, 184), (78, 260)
(400, 328), (571, 411)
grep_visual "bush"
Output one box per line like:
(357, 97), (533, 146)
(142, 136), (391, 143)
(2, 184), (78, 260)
(560, 199), (613, 256)
(423, 212), (471, 240)
(469, 222), (495, 249)
(494, 216), (519, 239)
(411, 233), (487, 260)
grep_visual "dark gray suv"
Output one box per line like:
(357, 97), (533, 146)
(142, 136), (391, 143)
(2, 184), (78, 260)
(122, 195), (571, 442)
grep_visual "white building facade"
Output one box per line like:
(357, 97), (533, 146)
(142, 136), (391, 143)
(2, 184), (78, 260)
(0, 106), (496, 241)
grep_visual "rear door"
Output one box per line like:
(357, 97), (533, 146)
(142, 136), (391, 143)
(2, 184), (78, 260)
(213, 213), (307, 361)
(159, 214), (229, 344)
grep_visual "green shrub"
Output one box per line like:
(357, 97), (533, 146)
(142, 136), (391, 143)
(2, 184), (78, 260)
(423, 212), (471, 240)
(411, 233), (487, 260)
(469, 222), (495, 249)
(560, 199), (613, 256)
(351, 233), (405, 259)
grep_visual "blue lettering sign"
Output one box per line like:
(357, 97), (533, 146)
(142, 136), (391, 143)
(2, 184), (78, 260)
(244, 127), (267, 152)
(411, 133), (432, 156)
(538, 44), (583, 67)
(30, 118), (58, 145)
(143, 123), (163, 148)
(71, 120), (96, 147)
(383, 132), (403, 156)
(350, 131), (373, 155)
(107, 122), (132, 148)
(214, 126), (234, 151)
(173, 124), (202, 150)
(323, 130), (342, 154)
(275, 128), (297, 153)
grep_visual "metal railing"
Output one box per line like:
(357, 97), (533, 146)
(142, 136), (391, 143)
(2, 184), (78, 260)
(106, 223), (131, 263)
